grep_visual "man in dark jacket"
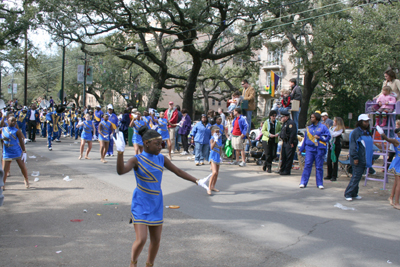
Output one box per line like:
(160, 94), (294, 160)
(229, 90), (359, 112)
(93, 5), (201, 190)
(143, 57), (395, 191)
(279, 110), (298, 175)
(345, 114), (373, 201)
(289, 78), (302, 128)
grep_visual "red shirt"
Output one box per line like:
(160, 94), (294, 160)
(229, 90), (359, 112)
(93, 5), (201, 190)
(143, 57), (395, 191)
(232, 117), (241, 136)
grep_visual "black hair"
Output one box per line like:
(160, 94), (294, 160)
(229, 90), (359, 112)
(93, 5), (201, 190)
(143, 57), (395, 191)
(269, 110), (277, 117)
(312, 113), (321, 122)
(182, 108), (188, 114)
(234, 107), (242, 114)
(242, 79), (249, 84)
(395, 128), (400, 134)
(289, 78), (297, 85)
(175, 105), (181, 111)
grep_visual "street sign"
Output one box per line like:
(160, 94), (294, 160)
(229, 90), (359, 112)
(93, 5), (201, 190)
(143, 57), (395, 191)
(77, 65), (93, 84)
(348, 113), (352, 120)
(8, 83), (17, 94)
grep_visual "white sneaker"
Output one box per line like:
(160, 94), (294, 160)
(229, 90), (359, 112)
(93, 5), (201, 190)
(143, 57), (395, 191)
(63, 135), (67, 138)
(299, 184), (305, 188)
(239, 162), (246, 167)
(230, 161), (239, 165)
(318, 185), (324, 189)
(171, 151), (175, 154)
(48, 147), (52, 151)
(355, 196), (362, 200)
(345, 197), (353, 201)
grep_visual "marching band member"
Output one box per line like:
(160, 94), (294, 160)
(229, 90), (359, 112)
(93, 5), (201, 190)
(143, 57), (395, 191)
(130, 112), (146, 155)
(106, 104), (118, 157)
(98, 113), (112, 163)
(46, 106), (65, 151)
(93, 105), (104, 141)
(16, 106), (28, 139)
(77, 113), (95, 160)
(40, 108), (47, 138)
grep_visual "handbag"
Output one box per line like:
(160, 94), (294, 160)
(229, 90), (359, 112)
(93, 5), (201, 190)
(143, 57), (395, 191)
(241, 100), (249, 110)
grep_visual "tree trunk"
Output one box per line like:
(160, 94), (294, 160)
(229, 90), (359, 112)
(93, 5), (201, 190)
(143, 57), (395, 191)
(147, 85), (163, 109)
(182, 58), (203, 119)
(299, 70), (316, 128)
(203, 91), (209, 114)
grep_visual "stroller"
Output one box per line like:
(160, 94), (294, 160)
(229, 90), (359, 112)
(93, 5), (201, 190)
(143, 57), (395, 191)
(248, 138), (265, 165)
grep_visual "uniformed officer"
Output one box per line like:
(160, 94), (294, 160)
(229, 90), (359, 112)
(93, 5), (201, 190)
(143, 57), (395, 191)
(298, 112), (331, 188)
(279, 110), (298, 175)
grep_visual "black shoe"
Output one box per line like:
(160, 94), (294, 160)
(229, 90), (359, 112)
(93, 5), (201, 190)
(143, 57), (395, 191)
(280, 172), (290, 176)
(267, 168), (272, 173)
(331, 177), (337, 181)
(324, 176), (331, 180)
(274, 171), (281, 174)
(32, 140), (36, 142)
(262, 165), (267, 171)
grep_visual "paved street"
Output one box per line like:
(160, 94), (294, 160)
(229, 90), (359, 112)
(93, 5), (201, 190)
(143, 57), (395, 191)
(1, 137), (400, 267)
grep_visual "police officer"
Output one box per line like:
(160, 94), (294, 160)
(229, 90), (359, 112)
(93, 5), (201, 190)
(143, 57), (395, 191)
(298, 112), (331, 188)
(279, 110), (298, 175)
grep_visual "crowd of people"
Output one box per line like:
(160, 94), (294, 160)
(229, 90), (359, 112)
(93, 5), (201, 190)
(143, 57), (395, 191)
(2, 71), (400, 266)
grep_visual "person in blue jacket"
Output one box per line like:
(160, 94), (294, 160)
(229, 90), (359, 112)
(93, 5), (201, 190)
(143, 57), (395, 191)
(344, 114), (373, 201)
(93, 105), (104, 140)
(230, 108), (248, 167)
(190, 114), (211, 166)
(299, 112), (331, 189)
(16, 106), (28, 139)
(45, 106), (65, 151)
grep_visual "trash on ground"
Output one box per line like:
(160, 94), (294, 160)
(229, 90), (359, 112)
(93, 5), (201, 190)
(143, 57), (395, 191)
(63, 176), (72, 182)
(31, 171), (40, 176)
(15, 230), (18, 231)
(34, 178), (39, 182)
(334, 203), (356, 211)
(83, 209), (87, 213)
(56, 251), (62, 254)
(104, 203), (119, 205)
(29, 155), (36, 159)
(103, 199), (108, 201)
(387, 260), (392, 264)
(165, 205), (180, 209)
(70, 219), (83, 222)
(97, 214), (102, 216)
(35, 245), (37, 247)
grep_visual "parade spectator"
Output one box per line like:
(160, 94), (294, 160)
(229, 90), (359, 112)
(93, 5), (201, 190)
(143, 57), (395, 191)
(278, 110), (297, 175)
(218, 108), (226, 127)
(325, 117), (345, 181)
(230, 108), (248, 167)
(321, 112), (334, 128)
(190, 114), (211, 166)
(241, 79), (255, 134)
(345, 114), (373, 201)
(261, 110), (281, 173)
(278, 89), (291, 114)
(154, 111), (172, 160)
(299, 113), (331, 188)
(178, 109), (192, 155)
(207, 109), (216, 125)
(228, 91), (243, 113)
(289, 78), (302, 128)
(49, 96), (54, 107)
(375, 69), (400, 101)
(174, 105), (182, 152)
(27, 104), (40, 142)
(374, 86), (396, 127)
(164, 101), (178, 152)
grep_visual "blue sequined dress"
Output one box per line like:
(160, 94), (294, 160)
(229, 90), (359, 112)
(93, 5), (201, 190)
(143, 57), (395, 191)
(389, 137), (400, 175)
(2, 127), (22, 160)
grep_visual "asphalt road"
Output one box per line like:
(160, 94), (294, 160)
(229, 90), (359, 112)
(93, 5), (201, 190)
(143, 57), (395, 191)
(1, 136), (399, 267)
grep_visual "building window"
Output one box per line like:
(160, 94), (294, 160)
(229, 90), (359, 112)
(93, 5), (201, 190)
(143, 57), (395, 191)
(266, 49), (282, 66)
(212, 99), (215, 106)
(218, 101), (221, 106)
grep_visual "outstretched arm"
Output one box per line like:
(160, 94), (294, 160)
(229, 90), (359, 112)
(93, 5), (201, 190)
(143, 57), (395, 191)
(381, 132), (400, 147)
(116, 154), (137, 175)
(163, 156), (197, 184)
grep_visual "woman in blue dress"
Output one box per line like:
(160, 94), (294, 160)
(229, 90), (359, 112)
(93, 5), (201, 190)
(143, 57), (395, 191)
(378, 126), (400, 210)
(77, 113), (95, 160)
(115, 126), (208, 267)
(154, 111), (172, 160)
(208, 126), (222, 195)
(1, 116), (29, 190)
(130, 112), (146, 155)
(98, 114), (112, 163)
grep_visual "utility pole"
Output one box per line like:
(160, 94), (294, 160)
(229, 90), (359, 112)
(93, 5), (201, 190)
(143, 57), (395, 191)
(83, 52), (87, 107)
(11, 73), (14, 101)
(24, 29), (28, 106)
(0, 62), (2, 98)
(60, 40), (66, 105)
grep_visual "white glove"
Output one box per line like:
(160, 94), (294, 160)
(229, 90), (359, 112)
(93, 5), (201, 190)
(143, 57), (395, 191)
(197, 174), (211, 190)
(113, 132), (125, 152)
(213, 133), (219, 142)
(21, 152), (27, 163)
(115, 128), (119, 134)
(376, 125), (384, 135)
(133, 114), (138, 119)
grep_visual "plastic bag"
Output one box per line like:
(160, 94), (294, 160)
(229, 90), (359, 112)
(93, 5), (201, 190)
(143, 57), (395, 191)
(225, 140), (233, 158)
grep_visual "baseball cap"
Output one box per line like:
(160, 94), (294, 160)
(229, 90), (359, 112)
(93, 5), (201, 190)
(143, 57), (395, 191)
(358, 114), (370, 121)
(280, 110), (290, 116)
(107, 104), (113, 110)
(169, 101), (174, 105)
(321, 112), (328, 116)
(96, 105), (101, 108)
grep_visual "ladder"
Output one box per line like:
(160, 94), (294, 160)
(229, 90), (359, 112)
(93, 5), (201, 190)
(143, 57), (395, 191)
(364, 100), (397, 190)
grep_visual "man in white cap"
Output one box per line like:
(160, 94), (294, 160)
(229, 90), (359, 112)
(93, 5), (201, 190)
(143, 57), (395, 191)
(321, 112), (333, 128)
(344, 114), (373, 201)
(93, 105), (103, 140)
(164, 101), (178, 152)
